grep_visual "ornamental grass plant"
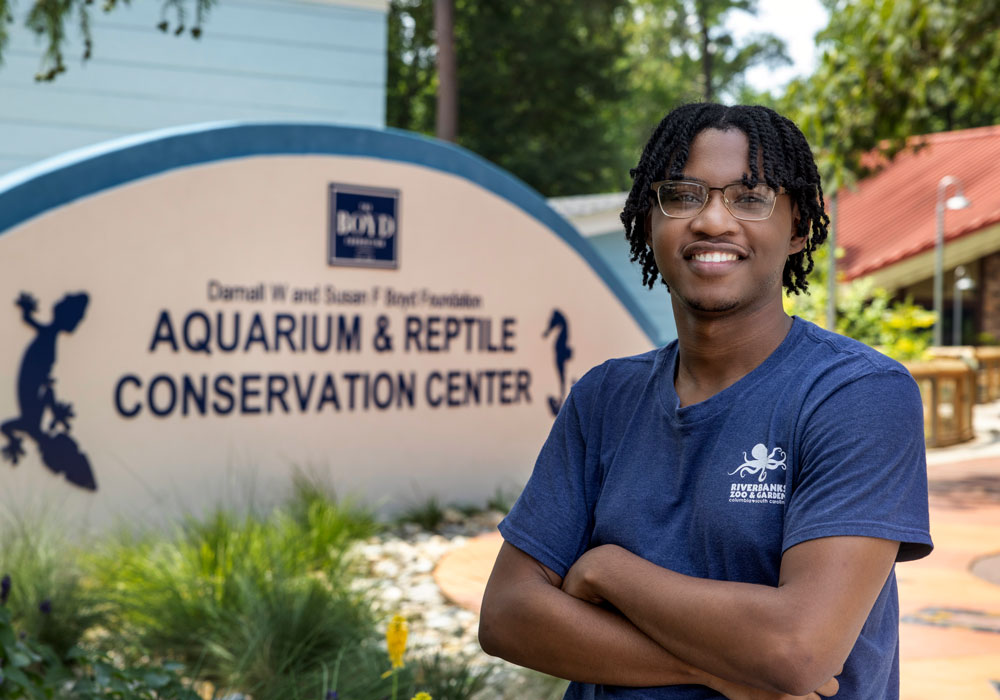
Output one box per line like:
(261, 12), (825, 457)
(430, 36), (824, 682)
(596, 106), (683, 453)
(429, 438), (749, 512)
(83, 478), (381, 698)
(0, 477), (511, 699)
(0, 509), (104, 659)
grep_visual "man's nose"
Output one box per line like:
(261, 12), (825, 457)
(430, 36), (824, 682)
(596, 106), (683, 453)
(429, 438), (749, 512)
(690, 191), (737, 236)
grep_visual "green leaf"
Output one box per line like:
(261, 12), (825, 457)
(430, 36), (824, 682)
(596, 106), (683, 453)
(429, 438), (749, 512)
(142, 670), (172, 688)
(1, 664), (34, 688)
(11, 650), (32, 667)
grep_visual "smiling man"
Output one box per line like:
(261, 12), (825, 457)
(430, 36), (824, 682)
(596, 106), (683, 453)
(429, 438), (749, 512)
(479, 103), (933, 700)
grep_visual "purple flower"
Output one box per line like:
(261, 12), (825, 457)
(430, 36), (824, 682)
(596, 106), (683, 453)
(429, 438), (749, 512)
(325, 692), (339, 700)
(0, 575), (10, 605)
(39, 599), (51, 615)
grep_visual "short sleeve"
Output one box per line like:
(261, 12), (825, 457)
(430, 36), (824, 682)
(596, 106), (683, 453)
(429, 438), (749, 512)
(783, 369), (933, 562)
(498, 374), (601, 578)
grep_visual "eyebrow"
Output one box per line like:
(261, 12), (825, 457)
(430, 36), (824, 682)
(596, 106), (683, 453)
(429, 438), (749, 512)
(672, 176), (748, 187)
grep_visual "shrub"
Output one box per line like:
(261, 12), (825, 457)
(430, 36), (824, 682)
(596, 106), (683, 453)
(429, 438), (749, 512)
(84, 480), (379, 697)
(394, 497), (447, 531)
(0, 573), (198, 700)
(783, 246), (935, 361)
(412, 653), (493, 700)
(0, 510), (104, 658)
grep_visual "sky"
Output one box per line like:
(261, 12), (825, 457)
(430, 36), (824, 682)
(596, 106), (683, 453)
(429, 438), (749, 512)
(727, 0), (830, 94)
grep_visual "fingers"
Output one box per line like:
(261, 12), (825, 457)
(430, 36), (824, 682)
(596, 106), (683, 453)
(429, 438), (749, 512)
(815, 674), (840, 697)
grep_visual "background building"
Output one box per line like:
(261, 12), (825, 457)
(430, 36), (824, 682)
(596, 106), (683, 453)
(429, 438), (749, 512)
(0, 0), (387, 176)
(836, 125), (1000, 345)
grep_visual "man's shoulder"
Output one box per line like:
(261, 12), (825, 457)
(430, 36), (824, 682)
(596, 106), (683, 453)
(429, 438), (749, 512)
(567, 345), (668, 412)
(785, 319), (921, 419)
(575, 345), (666, 389)
(791, 317), (912, 378)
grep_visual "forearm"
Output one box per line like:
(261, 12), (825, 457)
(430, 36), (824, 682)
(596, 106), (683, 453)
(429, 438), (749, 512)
(573, 541), (896, 695)
(478, 544), (726, 690)
(21, 310), (39, 328)
(584, 551), (799, 692)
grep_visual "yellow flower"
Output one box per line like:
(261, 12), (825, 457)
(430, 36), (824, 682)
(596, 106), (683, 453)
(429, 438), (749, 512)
(411, 693), (432, 700)
(381, 614), (408, 678)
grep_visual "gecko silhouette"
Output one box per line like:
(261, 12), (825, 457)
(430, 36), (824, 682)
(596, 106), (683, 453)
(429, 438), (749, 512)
(543, 309), (573, 417)
(1, 292), (97, 491)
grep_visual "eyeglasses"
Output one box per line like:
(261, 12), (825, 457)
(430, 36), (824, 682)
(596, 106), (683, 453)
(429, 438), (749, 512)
(650, 179), (780, 221)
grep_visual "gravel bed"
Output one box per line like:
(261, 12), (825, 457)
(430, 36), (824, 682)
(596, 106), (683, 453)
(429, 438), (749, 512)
(349, 510), (553, 698)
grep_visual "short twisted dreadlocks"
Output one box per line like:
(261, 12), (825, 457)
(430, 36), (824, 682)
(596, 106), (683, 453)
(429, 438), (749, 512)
(621, 103), (829, 295)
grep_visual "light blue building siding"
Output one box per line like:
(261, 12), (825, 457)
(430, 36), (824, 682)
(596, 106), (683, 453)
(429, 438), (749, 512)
(548, 194), (677, 346)
(587, 230), (676, 347)
(0, 0), (387, 175)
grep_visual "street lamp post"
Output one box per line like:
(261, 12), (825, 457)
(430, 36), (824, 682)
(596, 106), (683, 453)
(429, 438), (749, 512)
(953, 266), (975, 346)
(934, 176), (971, 346)
(826, 193), (838, 331)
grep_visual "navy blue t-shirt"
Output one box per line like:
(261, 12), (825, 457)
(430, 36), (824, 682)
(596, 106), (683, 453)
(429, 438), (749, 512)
(499, 317), (933, 699)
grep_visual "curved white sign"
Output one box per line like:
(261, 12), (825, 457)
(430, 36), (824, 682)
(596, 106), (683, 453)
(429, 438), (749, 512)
(0, 123), (659, 526)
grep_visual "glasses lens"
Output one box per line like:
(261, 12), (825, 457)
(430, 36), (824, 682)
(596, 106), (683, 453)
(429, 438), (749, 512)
(658, 182), (707, 217)
(725, 183), (776, 220)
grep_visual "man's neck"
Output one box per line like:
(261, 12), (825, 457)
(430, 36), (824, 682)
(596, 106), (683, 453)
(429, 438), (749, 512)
(672, 302), (793, 407)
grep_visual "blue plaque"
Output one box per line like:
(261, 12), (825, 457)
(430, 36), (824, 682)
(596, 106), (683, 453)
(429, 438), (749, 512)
(328, 183), (400, 268)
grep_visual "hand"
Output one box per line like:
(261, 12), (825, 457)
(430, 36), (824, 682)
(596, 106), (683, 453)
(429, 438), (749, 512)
(710, 670), (840, 700)
(16, 292), (37, 314)
(561, 545), (622, 605)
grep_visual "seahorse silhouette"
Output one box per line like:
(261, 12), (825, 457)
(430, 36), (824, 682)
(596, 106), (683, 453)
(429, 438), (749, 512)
(1, 292), (97, 491)
(543, 309), (573, 417)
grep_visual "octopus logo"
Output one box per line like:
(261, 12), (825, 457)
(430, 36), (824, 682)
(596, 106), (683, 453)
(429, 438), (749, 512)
(729, 443), (786, 483)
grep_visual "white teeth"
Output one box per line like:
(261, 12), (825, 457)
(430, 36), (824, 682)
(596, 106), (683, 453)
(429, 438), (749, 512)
(692, 252), (739, 263)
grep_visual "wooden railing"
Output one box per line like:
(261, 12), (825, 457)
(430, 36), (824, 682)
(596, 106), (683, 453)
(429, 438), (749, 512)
(982, 347), (1000, 403)
(903, 358), (976, 448)
(928, 346), (1000, 403)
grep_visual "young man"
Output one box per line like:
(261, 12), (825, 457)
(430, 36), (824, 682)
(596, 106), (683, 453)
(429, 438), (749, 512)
(479, 103), (933, 699)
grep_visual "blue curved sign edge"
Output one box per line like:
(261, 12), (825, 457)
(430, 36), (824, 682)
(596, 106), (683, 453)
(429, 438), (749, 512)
(0, 121), (659, 345)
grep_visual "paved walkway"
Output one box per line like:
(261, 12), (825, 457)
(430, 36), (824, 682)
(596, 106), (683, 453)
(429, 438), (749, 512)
(434, 400), (1000, 698)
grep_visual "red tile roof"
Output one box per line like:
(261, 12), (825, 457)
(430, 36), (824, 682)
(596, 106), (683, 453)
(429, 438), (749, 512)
(836, 124), (1000, 280)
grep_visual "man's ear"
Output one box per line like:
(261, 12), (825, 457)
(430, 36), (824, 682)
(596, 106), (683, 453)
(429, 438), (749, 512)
(788, 205), (805, 255)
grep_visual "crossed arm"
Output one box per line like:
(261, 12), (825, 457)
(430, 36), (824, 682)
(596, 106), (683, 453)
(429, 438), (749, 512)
(479, 535), (898, 698)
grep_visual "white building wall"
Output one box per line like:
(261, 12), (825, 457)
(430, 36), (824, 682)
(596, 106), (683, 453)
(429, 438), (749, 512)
(0, 0), (387, 175)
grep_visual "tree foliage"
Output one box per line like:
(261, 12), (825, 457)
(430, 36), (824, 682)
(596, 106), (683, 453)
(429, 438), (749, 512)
(387, 0), (789, 196)
(628, 0), (788, 102)
(621, 0), (788, 163)
(388, 0), (633, 196)
(782, 0), (1000, 187)
(0, 0), (214, 81)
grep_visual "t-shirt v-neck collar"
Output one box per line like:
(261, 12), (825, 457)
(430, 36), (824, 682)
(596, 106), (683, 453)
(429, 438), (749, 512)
(657, 316), (806, 426)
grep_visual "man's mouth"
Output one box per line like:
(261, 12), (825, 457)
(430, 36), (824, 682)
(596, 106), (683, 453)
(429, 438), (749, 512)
(690, 251), (740, 263)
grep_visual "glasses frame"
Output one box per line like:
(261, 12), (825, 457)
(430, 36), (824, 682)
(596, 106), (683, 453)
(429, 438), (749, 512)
(649, 179), (780, 222)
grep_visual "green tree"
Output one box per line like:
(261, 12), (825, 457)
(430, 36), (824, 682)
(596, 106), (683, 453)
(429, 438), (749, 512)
(0, 0), (214, 81)
(387, 0), (789, 196)
(629, 0), (788, 101)
(387, 0), (437, 138)
(613, 0), (790, 171)
(782, 0), (1000, 187)
(388, 0), (633, 196)
(777, 0), (997, 358)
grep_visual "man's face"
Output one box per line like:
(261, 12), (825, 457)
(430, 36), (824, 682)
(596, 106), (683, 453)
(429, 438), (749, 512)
(646, 128), (803, 317)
